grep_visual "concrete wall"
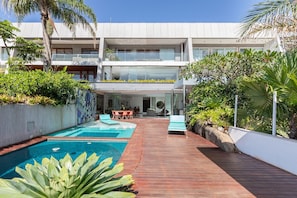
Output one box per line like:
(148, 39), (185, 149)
(229, 127), (297, 175)
(0, 104), (77, 148)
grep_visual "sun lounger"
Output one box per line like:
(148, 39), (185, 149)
(168, 115), (187, 134)
(99, 114), (120, 125)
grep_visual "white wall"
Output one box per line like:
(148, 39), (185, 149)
(229, 127), (297, 175)
(0, 104), (77, 148)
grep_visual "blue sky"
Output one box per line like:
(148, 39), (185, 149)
(0, 0), (263, 22)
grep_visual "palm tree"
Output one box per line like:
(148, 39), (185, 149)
(242, 51), (297, 138)
(1, 0), (97, 71)
(241, 0), (297, 52)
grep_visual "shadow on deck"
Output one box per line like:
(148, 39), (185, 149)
(119, 118), (297, 198)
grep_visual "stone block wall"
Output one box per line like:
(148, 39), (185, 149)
(192, 123), (237, 152)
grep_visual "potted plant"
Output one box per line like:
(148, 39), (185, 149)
(104, 48), (116, 61)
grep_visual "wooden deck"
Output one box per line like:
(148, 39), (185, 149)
(119, 118), (297, 198)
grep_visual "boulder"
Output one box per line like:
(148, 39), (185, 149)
(192, 123), (237, 152)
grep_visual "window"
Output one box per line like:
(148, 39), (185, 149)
(136, 49), (145, 60)
(68, 70), (96, 82)
(52, 48), (73, 54)
(160, 49), (175, 61)
(114, 49), (162, 61)
(146, 49), (160, 60)
(68, 71), (81, 80)
(212, 48), (236, 55)
(239, 48), (263, 53)
(109, 66), (178, 81)
(193, 48), (209, 61)
(82, 48), (98, 54)
(1, 47), (9, 61)
(116, 49), (126, 61)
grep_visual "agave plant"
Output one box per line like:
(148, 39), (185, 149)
(0, 152), (136, 198)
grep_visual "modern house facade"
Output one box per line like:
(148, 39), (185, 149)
(0, 23), (275, 116)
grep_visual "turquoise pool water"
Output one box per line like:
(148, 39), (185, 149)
(0, 140), (127, 179)
(50, 121), (136, 138)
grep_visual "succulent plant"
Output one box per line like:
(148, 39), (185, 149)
(0, 152), (135, 198)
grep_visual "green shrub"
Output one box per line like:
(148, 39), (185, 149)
(0, 94), (56, 105)
(27, 95), (56, 105)
(0, 152), (136, 198)
(190, 106), (233, 127)
(186, 80), (233, 127)
(0, 70), (90, 105)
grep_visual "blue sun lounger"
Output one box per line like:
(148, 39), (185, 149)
(168, 115), (187, 134)
(99, 114), (120, 125)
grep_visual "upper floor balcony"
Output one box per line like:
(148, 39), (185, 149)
(52, 54), (99, 65)
(104, 50), (185, 62)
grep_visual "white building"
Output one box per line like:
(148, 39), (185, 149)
(0, 23), (275, 116)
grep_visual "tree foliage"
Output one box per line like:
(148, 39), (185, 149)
(0, 20), (44, 72)
(0, 69), (90, 105)
(0, 19), (19, 56)
(1, 0), (97, 71)
(182, 49), (280, 128)
(182, 49), (279, 84)
(241, 50), (297, 138)
(13, 37), (43, 62)
(240, 0), (297, 51)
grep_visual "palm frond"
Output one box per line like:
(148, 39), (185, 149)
(241, 0), (294, 38)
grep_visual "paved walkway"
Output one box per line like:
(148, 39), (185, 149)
(119, 118), (297, 198)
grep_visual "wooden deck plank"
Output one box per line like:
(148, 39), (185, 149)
(2, 117), (297, 197)
(119, 118), (297, 198)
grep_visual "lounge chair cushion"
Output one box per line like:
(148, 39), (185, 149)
(99, 114), (120, 125)
(168, 115), (186, 132)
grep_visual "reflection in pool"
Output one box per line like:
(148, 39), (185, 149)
(49, 121), (136, 138)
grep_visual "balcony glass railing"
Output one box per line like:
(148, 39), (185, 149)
(52, 54), (99, 65)
(193, 47), (238, 61)
(0, 54), (9, 61)
(103, 66), (179, 81)
(104, 51), (183, 61)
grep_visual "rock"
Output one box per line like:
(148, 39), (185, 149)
(192, 123), (237, 152)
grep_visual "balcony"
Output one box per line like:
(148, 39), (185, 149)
(103, 66), (179, 81)
(0, 54), (9, 62)
(52, 54), (99, 65)
(104, 51), (183, 62)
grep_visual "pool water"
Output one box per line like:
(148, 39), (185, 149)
(0, 140), (127, 179)
(49, 121), (136, 138)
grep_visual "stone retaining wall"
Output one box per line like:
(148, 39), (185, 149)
(192, 123), (237, 152)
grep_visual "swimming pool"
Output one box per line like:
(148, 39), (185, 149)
(49, 121), (136, 138)
(0, 140), (127, 179)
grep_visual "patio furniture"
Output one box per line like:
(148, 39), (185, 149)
(168, 115), (187, 134)
(99, 114), (120, 125)
(126, 110), (133, 119)
(112, 110), (134, 119)
(122, 111), (129, 119)
(147, 109), (157, 116)
(112, 110), (121, 119)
